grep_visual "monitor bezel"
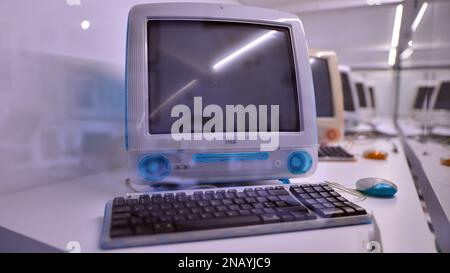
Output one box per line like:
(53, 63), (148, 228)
(412, 83), (436, 111)
(309, 49), (344, 141)
(338, 65), (360, 122)
(126, 3), (317, 152)
(431, 80), (450, 112)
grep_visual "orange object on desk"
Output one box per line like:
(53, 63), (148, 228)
(363, 150), (388, 160)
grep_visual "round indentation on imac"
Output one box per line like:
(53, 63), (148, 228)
(138, 155), (171, 181)
(326, 128), (341, 141)
(275, 160), (282, 168)
(287, 151), (312, 174)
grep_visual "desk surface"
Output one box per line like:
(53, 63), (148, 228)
(406, 139), (450, 220)
(0, 137), (436, 252)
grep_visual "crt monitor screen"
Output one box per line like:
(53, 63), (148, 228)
(413, 86), (434, 109)
(433, 81), (450, 111)
(340, 72), (355, 112)
(310, 57), (333, 117)
(368, 87), (376, 108)
(147, 20), (300, 134)
(355, 82), (367, 107)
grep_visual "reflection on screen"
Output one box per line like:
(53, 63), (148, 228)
(147, 20), (300, 134)
(433, 81), (450, 110)
(340, 72), (355, 112)
(413, 86), (434, 109)
(368, 87), (376, 108)
(356, 83), (367, 108)
(310, 57), (333, 117)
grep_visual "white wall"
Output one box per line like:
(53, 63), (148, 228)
(0, 0), (239, 195)
(352, 70), (397, 117)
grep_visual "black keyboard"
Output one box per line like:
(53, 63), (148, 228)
(318, 146), (355, 161)
(100, 184), (371, 249)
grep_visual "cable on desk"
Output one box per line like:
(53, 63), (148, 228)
(325, 180), (366, 202)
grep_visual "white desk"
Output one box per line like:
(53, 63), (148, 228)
(0, 137), (436, 252)
(402, 137), (450, 252)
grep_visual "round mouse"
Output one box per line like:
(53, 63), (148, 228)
(356, 177), (398, 197)
(363, 149), (388, 160)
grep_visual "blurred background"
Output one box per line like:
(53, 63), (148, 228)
(0, 0), (448, 194)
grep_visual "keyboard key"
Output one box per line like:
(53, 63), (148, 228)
(134, 226), (153, 236)
(344, 202), (367, 215)
(126, 199), (138, 205)
(213, 212), (226, 218)
(260, 214), (282, 224)
(291, 212), (314, 221)
(112, 206), (131, 213)
(341, 206), (356, 214)
(111, 219), (128, 228)
(268, 189), (289, 195)
(112, 212), (131, 220)
(226, 211), (239, 217)
(279, 213), (295, 222)
(275, 206), (308, 213)
(251, 209), (264, 215)
(222, 199), (233, 205)
(277, 195), (301, 206)
(175, 215), (261, 232)
(113, 197), (125, 206)
(110, 227), (132, 238)
(320, 192), (331, 198)
(317, 207), (345, 218)
(153, 223), (175, 233)
(275, 201), (288, 207)
(204, 207), (216, 213)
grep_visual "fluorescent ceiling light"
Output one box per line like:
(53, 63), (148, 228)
(81, 20), (90, 30)
(390, 4), (403, 48)
(411, 2), (429, 32)
(388, 48), (397, 66)
(400, 47), (413, 60)
(213, 30), (276, 71)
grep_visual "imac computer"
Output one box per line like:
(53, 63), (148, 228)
(125, 3), (318, 185)
(101, 3), (371, 249)
(367, 85), (376, 114)
(309, 49), (344, 143)
(430, 80), (450, 129)
(354, 79), (373, 124)
(309, 50), (355, 161)
(339, 66), (360, 128)
(411, 83), (436, 122)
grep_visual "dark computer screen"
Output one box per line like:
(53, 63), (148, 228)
(368, 87), (376, 108)
(434, 81), (450, 110)
(310, 57), (334, 117)
(355, 82), (367, 108)
(147, 20), (300, 134)
(340, 72), (355, 112)
(413, 86), (434, 109)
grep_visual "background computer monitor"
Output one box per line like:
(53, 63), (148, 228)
(365, 83), (376, 119)
(354, 79), (373, 123)
(368, 86), (376, 109)
(411, 84), (436, 121)
(339, 65), (359, 125)
(309, 49), (344, 143)
(126, 3), (318, 184)
(430, 80), (450, 127)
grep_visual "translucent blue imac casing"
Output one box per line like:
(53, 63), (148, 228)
(125, 3), (318, 184)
